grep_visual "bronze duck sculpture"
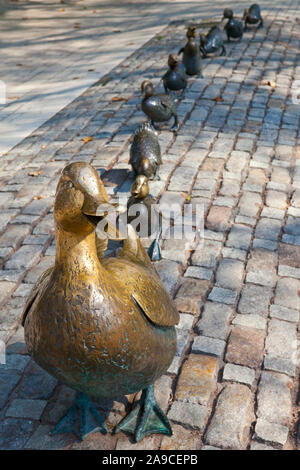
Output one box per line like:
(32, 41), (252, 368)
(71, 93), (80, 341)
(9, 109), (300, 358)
(129, 122), (162, 180)
(243, 4), (263, 30)
(199, 26), (226, 58)
(21, 162), (179, 442)
(127, 175), (162, 261)
(141, 80), (179, 131)
(178, 26), (203, 77)
(162, 54), (187, 97)
(223, 9), (244, 42)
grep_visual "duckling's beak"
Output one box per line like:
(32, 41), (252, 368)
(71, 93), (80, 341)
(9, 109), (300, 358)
(82, 196), (127, 240)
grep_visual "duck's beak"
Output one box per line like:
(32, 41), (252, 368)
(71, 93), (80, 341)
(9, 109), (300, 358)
(82, 196), (127, 240)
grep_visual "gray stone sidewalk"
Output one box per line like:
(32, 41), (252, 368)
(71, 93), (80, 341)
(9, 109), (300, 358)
(0, 1), (300, 450)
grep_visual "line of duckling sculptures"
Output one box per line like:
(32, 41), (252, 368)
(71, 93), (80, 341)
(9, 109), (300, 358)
(22, 4), (263, 444)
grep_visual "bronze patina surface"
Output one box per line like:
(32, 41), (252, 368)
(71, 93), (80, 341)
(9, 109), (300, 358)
(129, 122), (162, 180)
(22, 162), (179, 441)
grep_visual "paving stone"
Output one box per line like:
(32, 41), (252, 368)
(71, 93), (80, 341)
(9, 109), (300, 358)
(278, 264), (300, 279)
(154, 259), (180, 294)
(0, 418), (36, 450)
(266, 318), (297, 361)
(264, 355), (296, 378)
(17, 363), (57, 400)
(226, 224), (252, 250)
(6, 398), (47, 420)
(0, 224), (31, 249)
(175, 354), (218, 405)
(206, 206), (232, 232)
(226, 326), (265, 368)
(205, 384), (253, 450)
(222, 363), (255, 386)
(208, 287), (237, 305)
(257, 372), (292, 426)
(4, 245), (42, 271)
(177, 313), (194, 331)
(221, 247), (247, 261)
(201, 445), (221, 450)
(254, 418), (289, 447)
(195, 302), (232, 340)
(279, 244), (300, 272)
(250, 442), (276, 450)
(167, 356), (181, 375)
(232, 314), (267, 331)
(215, 259), (244, 291)
(175, 329), (190, 357)
(238, 192), (262, 218)
(0, 371), (21, 410)
(160, 424), (202, 450)
(269, 304), (299, 323)
(184, 266), (213, 281)
(191, 239), (222, 268)
(238, 284), (272, 317)
(168, 401), (208, 431)
(255, 218), (282, 241)
(24, 424), (74, 450)
(252, 238), (278, 251)
(274, 277), (300, 310)
(175, 279), (210, 314)
(0, 354), (30, 372)
(71, 431), (118, 450)
(192, 336), (226, 358)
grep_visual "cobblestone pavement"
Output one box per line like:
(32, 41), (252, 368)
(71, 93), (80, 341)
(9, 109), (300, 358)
(0, 0), (300, 450)
(0, 0), (228, 156)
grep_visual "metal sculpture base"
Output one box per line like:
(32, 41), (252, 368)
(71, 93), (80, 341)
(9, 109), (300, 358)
(114, 384), (172, 442)
(50, 392), (108, 441)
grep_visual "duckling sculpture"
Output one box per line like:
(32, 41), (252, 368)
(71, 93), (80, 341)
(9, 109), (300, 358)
(127, 175), (162, 261)
(243, 4), (263, 30)
(178, 26), (203, 77)
(199, 26), (226, 58)
(129, 122), (162, 180)
(22, 162), (179, 442)
(141, 80), (178, 131)
(223, 9), (244, 42)
(162, 54), (187, 97)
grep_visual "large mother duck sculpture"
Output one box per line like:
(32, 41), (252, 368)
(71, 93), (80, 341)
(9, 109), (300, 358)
(21, 162), (179, 443)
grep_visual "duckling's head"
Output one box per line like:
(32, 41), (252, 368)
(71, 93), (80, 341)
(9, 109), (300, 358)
(130, 175), (149, 200)
(141, 80), (154, 98)
(187, 26), (197, 38)
(223, 8), (233, 19)
(168, 53), (179, 69)
(54, 162), (124, 237)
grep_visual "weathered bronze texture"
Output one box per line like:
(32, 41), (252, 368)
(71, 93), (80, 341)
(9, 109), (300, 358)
(162, 54), (187, 97)
(243, 4), (263, 30)
(223, 9), (244, 42)
(199, 26), (226, 58)
(141, 80), (178, 131)
(22, 162), (179, 442)
(178, 26), (203, 77)
(129, 122), (162, 180)
(127, 175), (162, 261)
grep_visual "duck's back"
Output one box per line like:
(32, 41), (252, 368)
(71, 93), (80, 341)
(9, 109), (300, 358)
(130, 124), (161, 171)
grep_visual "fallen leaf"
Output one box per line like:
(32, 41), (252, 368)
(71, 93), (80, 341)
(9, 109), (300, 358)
(33, 195), (45, 200)
(51, 159), (55, 162)
(212, 96), (224, 102)
(73, 77), (79, 80)
(156, 35), (164, 40)
(111, 96), (128, 102)
(82, 136), (94, 144)
(28, 170), (43, 177)
(186, 195), (191, 201)
(88, 69), (95, 72)
(41, 145), (46, 149)
(261, 80), (276, 88)
(58, 8), (65, 12)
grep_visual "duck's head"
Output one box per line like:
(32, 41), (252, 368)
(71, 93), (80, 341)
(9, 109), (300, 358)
(186, 26), (197, 39)
(141, 80), (154, 98)
(168, 53), (179, 69)
(223, 8), (233, 19)
(54, 162), (125, 238)
(130, 175), (149, 200)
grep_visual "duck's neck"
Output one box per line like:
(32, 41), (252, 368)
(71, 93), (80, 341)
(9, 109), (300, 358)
(55, 224), (102, 276)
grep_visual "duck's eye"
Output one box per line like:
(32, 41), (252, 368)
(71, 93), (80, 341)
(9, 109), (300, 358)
(67, 181), (75, 189)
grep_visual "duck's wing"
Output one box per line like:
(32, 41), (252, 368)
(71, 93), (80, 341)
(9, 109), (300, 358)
(21, 267), (53, 326)
(117, 225), (179, 327)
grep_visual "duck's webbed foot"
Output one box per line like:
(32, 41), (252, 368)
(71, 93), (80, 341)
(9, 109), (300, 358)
(51, 392), (108, 441)
(114, 384), (172, 442)
(147, 237), (161, 261)
(171, 115), (179, 132)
